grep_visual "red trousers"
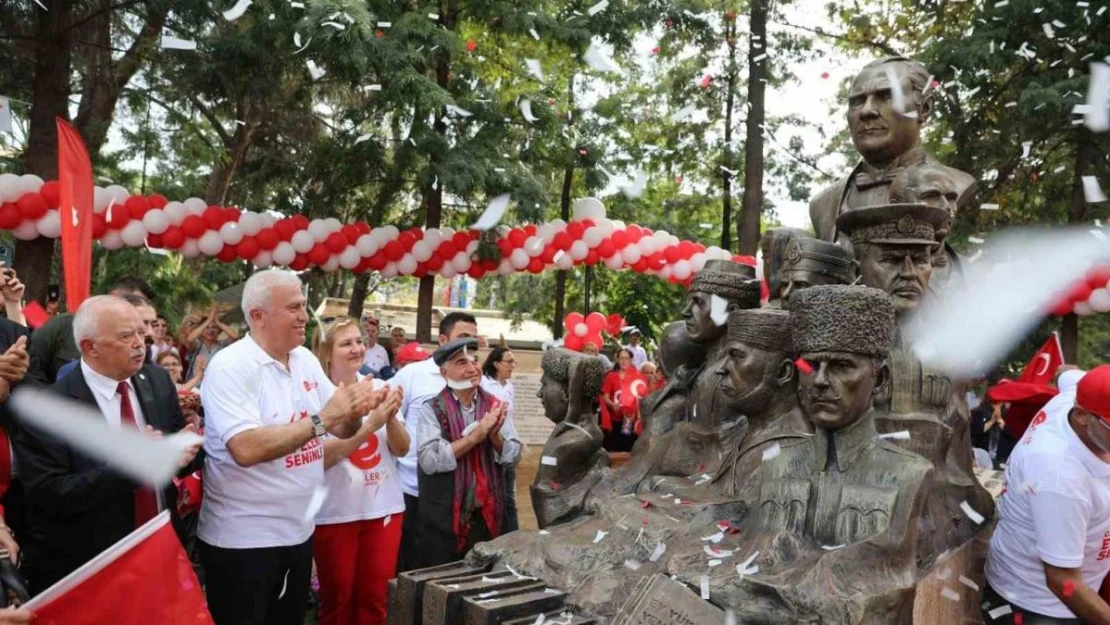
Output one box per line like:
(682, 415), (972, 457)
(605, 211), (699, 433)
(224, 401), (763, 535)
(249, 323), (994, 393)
(314, 514), (403, 625)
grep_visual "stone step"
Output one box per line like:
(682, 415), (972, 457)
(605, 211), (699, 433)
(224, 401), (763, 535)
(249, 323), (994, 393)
(502, 609), (597, 624)
(460, 586), (570, 625)
(423, 570), (547, 625)
(389, 562), (488, 625)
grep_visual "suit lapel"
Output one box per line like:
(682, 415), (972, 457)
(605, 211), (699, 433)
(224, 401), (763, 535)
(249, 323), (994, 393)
(131, 369), (163, 431)
(68, 366), (99, 408)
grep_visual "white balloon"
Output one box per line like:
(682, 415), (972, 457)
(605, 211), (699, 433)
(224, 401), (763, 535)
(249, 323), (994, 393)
(379, 225), (400, 241)
(121, 221), (148, 247)
(253, 251), (273, 269)
(438, 227), (453, 240)
(397, 254), (418, 275)
(574, 323), (588, 337)
(1074, 301), (1096, 317)
(604, 254), (624, 270)
(412, 240), (433, 262)
(690, 252), (707, 272)
(423, 228), (443, 247)
(524, 236), (544, 257)
(322, 256), (339, 272)
(594, 219), (615, 237)
(498, 259), (514, 275)
(556, 252), (574, 270)
(536, 224), (555, 243)
(673, 260), (692, 281)
(510, 249), (530, 270)
(1089, 288), (1110, 313)
(355, 234), (379, 256)
(142, 209), (170, 235)
(307, 219), (328, 242)
(621, 245), (642, 264)
(260, 212), (277, 228)
(571, 197), (606, 221)
(0, 174), (22, 202)
(452, 252), (471, 273)
(550, 219), (567, 230)
(324, 217), (342, 233)
(99, 229), (124, 249)
(291, 230), (316, 254)
(19, 174), (44, 195)
(660, 265), (673, 280)
(198, 231), (224, 256)
(466, 240), (479, 254)
(380, 262), (398, 279)
(706, 245), (724, 258)
(183, 197), (207, 214)
(105, 185), (129, 207)
(218, 222), (243, 246)
(570, 240), (589, 261)
(238, 212), (262, 236)
(93, 187), (111, 213)
(611, 220), (626, 230)
(339, 247), (361, 270)
(440, 264), (458, 279)
(272, 242), (296, 266)
(582, 227), (604, 248)
(163, 202), (188, 225)
(639, 237), (657, 255)
(35, 212), (61, 239)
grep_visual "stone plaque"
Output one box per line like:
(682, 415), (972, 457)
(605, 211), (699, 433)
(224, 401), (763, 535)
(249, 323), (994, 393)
(394, 561), (486, 625)
(423, 571), (544, 625)
(611, 574), (724, 625)
(462, 586), (569, 625)
(513, 373), (555, 445)
(503, 610), (596, 625)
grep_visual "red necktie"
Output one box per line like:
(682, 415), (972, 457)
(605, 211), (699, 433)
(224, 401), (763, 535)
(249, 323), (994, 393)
(117, 381), (159, 528)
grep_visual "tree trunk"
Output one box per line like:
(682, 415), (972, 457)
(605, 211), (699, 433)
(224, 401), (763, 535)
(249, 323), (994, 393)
(720, 18), (738, 252)
(553, 74), (576, 339)
(736, 0), (767, 256)
(205, 103), (261, 205)
(347, 273), (370, 319)
(1061, 126), (1095, 363)
(17, 0), (74, 306)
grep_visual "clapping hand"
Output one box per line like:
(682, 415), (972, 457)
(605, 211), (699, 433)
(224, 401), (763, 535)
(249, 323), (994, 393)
(321, 378), (380, 433)
(0, 266), (24, 306)
(475, 402), (507, 440)
(0, 337), (29, 385)
(367, 386), (403, 431)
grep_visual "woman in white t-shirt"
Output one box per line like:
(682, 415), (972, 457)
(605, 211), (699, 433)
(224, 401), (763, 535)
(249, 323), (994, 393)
(480, 346), (518, 532)
(311, 317), (408, 625)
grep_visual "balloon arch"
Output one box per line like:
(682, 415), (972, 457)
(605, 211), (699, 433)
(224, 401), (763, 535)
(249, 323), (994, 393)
(0, 173), (753, 283)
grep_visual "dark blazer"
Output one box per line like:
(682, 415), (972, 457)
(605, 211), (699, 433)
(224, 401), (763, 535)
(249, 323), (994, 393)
(15, 361), (201, 593)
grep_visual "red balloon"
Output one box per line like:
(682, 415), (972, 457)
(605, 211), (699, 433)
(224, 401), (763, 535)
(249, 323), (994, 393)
(203, 206), (226, 230)
(325, 232), (347, 254)
(126, 196), (151, 220)
(585, 250), (600, 265)
(223, 207), (241, 222)
(467, 266), (486, 280)
(438, 240), (458, 258)
(585, 312), (606, 332)
(181, 215), (206, 238)
(626, 224), (642, 243)
(527, 258), (544, 273)
(541, 246), (557, 264)
(368, 253), (388, 271)
(452, 231), (470, 248)
(597, 239), (616, 258)
(632, 258), (649, 273)
(611, 230), (628, 248)
(1087, 266), (1110, 289)
(16, 194), (48, 220)
(1050, 298), (1075, 317)
(553, 231), (572, 251)
(523, 224), (537, 236)
(146, 233), (164, 249)
(217, 246), (238, 263)
(356, 222), (371, 235)
(1070, 281), (1094, 303)
(678, 241), (695, 257)
(564, 334), (584, 351)
(256, 228), (279, 250)
(147, 193), (168, 209)
(664, 246), (679, 263)
(40, 181), (61, 208)
(383, 240), (404, 262)
(308, 243), (330, 265)
(497, 239), (512, 256)
(567, 222), (585, 239)
(274, 219), (296, 241)
(289, 254), (309, 272)
(425, 254), (444, 272)
(648, 252), (666, 270)
(398, 231), (417, 248)
(291, 214), (310, 230)
(481, 259), (498, 271)
(580, 219), (595, 228)
(0, 203), (20, 229)
(107, 203), (130, 229)
(237, 237), (260, 260)
(162, 226), (186, 249)
(508, 229), (526, 247)
(91, 213), (107, 239)
(342, 224), (361, 244)
(564, 312), (585, 332)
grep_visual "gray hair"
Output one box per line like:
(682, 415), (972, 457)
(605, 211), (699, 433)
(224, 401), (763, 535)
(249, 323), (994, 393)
(241, 269), (304, 328)
(73, 295), (130, 346)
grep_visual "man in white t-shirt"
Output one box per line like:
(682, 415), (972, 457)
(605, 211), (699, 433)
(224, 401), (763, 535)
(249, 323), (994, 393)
(390, 311), (478, 572)
(983, 365), (1110, 625)
(625, 328), (648, 370)
(361, 315), (390, 376)
(197, 269), (378, 625)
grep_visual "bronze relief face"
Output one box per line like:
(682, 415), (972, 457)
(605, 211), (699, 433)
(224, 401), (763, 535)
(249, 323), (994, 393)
(846, 64), (925, 167)
(856, 243), (933, 315)
(538, 373), (569, 423)
(714, 340), (779, 414)
(682, 290), (726, 344)
(799, 352), (879, 430)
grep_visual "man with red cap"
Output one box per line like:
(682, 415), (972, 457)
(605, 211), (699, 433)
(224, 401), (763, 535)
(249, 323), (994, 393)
(983, 364), (1110, 624)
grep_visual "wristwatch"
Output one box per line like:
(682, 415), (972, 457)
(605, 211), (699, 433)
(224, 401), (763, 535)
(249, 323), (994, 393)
(310, 414), (326, 437)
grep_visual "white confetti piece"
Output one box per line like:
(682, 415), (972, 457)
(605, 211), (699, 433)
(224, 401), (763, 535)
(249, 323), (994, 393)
(994, 0), (1008, 6)
(708, 559), (722, 567)
(1085, 63), (1110, 132)
(988, 604), (1013, 618)
(223, 0), (252, 21)
(593, 530), (608, 543)
(539, 529), (550, 536)
(957, 575), (979, 591)
(377, 21), (391, 28)
(1083, 176), (1107, 203)
(587, 0), (609, 16)
(979, 203), (1000, 210)
(762, 443), (781, 461)
(428, 13), (439, 19)
(529, 28), (540, 41)
(960, 500), (985, 525)
(620, 169), (648, 199)
(8, 387), (202, 489)
(354, 134), (371, 145)
(160, 35), (197, 50)
(367, 84), (382, 91)
(753, 53), (767, 62)
(540, 455), (558, 467)
(883, 65), (916, 118)
(822, 544), (845, 551)
(700, 574), (710, 600)
(940, 587), (960, 601)
(383, 514), (391, 526)
(879, 430), (911, 441)
(446, 104), (472, 117)
(649, 541), (667, 562)
(520, 98), (539, 122)
(736, 550), (759, 576)
(294, 35), (311, 54)
(709, 293), (729, 327)
(623, 559), (642, 571)
(1041, 23), (1055, 38)
(525, 59), (544, 82)
(703, 545), (733, 557)
(726, 610), (737, 625)
(968, 236), (985, 244)
(471, 193), (511, 232)
(303, 485), (328, 522)
(583, 42), (619, 73)
(306, 60), (326, 80)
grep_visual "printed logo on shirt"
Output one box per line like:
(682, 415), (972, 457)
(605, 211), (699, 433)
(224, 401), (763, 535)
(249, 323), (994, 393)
(1022, 410), (1048, 445)
(348, 434), (381, 470)
(1099, 531), (1110, 561)
(284, 411), (323, 468)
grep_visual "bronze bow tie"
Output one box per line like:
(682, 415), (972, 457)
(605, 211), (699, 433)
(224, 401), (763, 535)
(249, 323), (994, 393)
(854, 170), (895, 190)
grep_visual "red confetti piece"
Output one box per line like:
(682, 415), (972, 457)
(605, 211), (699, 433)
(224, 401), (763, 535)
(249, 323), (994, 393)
(795, 358), (814, 375)
(1062, 580), (1074, 598)
(549, 480), (560, 490)
(931, 79), (940, 87)
(696, 463), (706, 472)
(642, 516), (649, 526)
(820, 71), (830, 79)
(699, 75), (712, 89)
(675, 175), (684, 184)
(725, 10), (737, 20)
(641, 500), (651, 508)
(466, 39), (477, 52)
(578, 148), (588, 156)
(652, 46), (660, 55)
(375, 29), (385, 38)
(665, 19), (673, 27)
(1014, 612), (1023, 625)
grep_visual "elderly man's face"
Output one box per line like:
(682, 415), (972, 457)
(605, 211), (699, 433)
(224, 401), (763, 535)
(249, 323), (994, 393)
(441, 351), (480, 388)
(682, 291), (725, 344)
(847, 64), (923, 166)
(251, 283), (308, 353)
(799, 352), (880, 430)
(857, 243), (933, 316)
(86, 304), (147, 380)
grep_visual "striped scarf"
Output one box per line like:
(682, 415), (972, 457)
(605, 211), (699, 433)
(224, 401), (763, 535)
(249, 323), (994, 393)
(431, 387), (505, 552)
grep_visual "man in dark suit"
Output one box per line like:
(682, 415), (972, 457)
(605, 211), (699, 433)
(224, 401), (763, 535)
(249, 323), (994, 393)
(15, 295), (202, 595)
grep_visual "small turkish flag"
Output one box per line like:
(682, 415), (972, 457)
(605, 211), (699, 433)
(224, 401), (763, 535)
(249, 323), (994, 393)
(25, 512), (212, 624)
(1017, 332), (1064, 386)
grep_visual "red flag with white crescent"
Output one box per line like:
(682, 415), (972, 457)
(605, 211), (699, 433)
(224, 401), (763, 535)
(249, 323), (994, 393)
(1017, 332), (1064, 386)
(56, 118), (94, 310)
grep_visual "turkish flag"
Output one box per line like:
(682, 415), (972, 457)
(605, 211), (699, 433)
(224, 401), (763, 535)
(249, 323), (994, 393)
(25, 512), (213, 625)
(1017, 333), (1064, 385)
(56, 118), (93, 310)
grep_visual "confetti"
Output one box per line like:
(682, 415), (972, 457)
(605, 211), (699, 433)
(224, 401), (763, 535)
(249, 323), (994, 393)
(593, 530), (608, 543)
(987, 605), (1012, 619)
(160, 35), (197, 50)
(620, 169), (648, 199)
(540, 455), (558, 467)
(354, 134), (371, 145)
(883, 65), (915, 118)
(446, 104), (472, 118)
(623, 559), (641, 571)
(529, 28), (540, 41)
(958, 575), (979, 591)
(700, 574), (710, 600)
(321, 20), (346, 30)
(794, 358), (814, 375)
(762, 443), (781, 461)
(377, 21), (391, 28)
(879, 430), (911, 441)
(649, 541), (667, 562)
(708, 559), (722, 567)
(709, 293), (729, 327)
(520, 99), (539, 123)
(940, 587), (960, 601)
(979, 203), (1000, 210)
(583, 42), (619, 73)
(822, 544), (845, 551)
(1084, 63), (1110, 132)
(1083, 176), (1108, 203)
(306, 60), (326, 80)
(700, 530), (725, 543)
(223, 0), (252, 21)
(587, 0), (609, 16)
(1062, 579), (1075, 598)
(383, 514), (391, 526)
(960, 500), (985, 525)
(968, 236), (985, 244)
(303, 485), (328, 522)
(736, 550), (759, 576)
(525, 59), (545, 82)
(471, 194), (511, 231)
(1015, 611), (1024, 625)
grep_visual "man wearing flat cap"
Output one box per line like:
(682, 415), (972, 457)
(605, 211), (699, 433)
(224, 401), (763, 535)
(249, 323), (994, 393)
(413, 338), (522, 567)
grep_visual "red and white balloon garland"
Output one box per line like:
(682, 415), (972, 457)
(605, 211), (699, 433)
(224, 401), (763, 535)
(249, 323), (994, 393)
(1049, 266), (1110, 317)
(0, 173), (754, 282)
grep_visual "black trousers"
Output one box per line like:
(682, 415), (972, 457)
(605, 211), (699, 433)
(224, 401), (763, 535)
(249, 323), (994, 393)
(395, 493), (420, 574)
(502, 466), (519, 533)
(980, 583), (1081, 625)
(199, 537), (313, 625)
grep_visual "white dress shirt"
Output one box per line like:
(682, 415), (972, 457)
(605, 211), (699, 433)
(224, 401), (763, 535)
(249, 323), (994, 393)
(80, 360), (148, 429)
(391, 357), (446, 496)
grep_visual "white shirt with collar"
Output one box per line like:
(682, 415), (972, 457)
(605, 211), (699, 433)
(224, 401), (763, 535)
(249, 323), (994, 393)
(80, 360), (148, 429)
(198, 334), (337, 549)
(625, 343), (648, 370)
(390, 356), (445, 496)
(362, 342), (390, 374)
